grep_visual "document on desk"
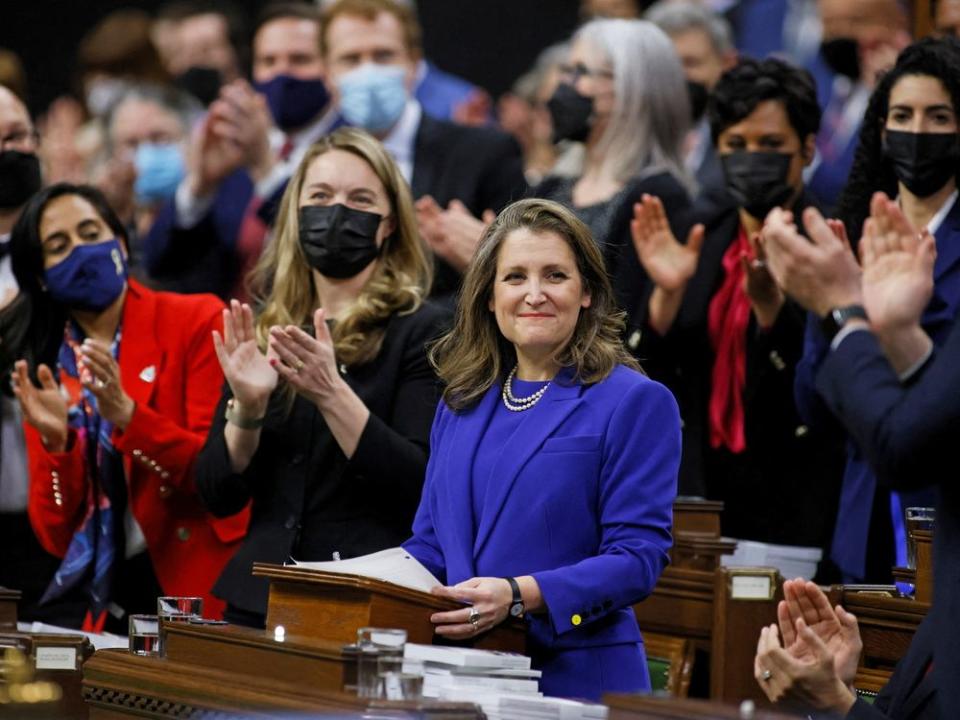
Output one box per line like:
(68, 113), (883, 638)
(292, 546), (442, 594)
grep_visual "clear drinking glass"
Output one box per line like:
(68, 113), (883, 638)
(157, 596), (203, 657)
(905, 507), (936, 569)
(380, 656), (424, 701)
(356, 627), (407, 699)
(128, 614), (160, 656)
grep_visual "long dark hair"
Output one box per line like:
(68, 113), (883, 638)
(0, 183), (129, 382)
(836, 37), (960, 244)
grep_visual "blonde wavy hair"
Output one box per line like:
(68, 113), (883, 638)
(431, 198), (639, 410)
(250, 127), (432, 367)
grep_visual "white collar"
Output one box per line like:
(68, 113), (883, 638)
(268, 105), (339, 153)
(381, 99), (422, 181)
(925, 189), (959, 237)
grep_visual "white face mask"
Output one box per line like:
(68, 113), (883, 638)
(85, 77), (130, 119)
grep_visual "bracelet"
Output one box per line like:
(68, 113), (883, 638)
(225, 398), (265, 430)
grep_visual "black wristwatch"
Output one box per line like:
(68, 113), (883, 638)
(504, 577), (524, 617)
(820, 304), (868, 342)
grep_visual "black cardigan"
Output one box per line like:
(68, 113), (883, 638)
(195, 301), (451, 617)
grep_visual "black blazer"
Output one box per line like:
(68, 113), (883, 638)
(195, 302), (451, 618)
(411, 114), (528, 299)
(630, 192), (844, 548)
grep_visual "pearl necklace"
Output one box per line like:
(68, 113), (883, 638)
(502, 365), (550, 412)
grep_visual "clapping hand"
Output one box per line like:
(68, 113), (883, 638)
(212, 300), (278, 418)
(415, 196), (494, 273)
(777, 579), (862, 685)
(860, 192), (936, 334)
(78, 340), (135, 428)
(760, 207), (863, 316)
(268, 308), (342, 408)
(630, 194), (704, 293)
(740, 232), (784, 328)
(11, 361), (69, 452)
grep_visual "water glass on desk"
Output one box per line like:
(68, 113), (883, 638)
(356, 627), (406, 698)
(157, 596), (203, 657)
(128, 614), (160, 656)
(905, 507), (935, 570)
(380, 657), (424, 700)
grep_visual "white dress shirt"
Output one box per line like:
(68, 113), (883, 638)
(381, 100), (422, 184)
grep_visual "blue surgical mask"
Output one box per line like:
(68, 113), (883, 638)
(44, 238), (128, 312)
(134, 143), (186, 204)
(337, 64), (408, 133)
(254, 74), (330, 131)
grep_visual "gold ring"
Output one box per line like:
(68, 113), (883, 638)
(294, 359), (305, 372)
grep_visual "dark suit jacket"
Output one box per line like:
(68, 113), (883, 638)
(817, 323), (960, 717)
(194, 302), (451, 618)
(630, 192), (845, 547)
(797, 196), (960, 582)
(840, 615), (939, 720)
(411, 114), (527, 298)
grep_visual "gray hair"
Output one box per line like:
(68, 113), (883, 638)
(105, 83), (202, 148)
(574, 18), (692, 189)
(645, 0), (734, 55)
(512, 42), (570, 103)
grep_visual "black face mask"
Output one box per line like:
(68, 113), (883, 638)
(0, 150), (42, 209)
(883, 130), (960, 198)
(721, 151), (796, 220)
(547, 82), (594, 143)
(299, 203), (384, 279)
(175, 66), (223, 106)
(821, 37), (861, 80)
(687, 80), (709, 123)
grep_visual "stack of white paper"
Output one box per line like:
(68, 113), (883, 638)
(292, 546), (442, 594)
(434, 687), (608, 720)
(404, 642), (541, 701)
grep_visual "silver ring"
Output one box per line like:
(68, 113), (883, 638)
(95, 377), (109, 389)
(468, 607), (480, 628)
(761, 669), (772, 682)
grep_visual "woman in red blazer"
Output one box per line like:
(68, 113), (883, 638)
(0, 183), (248, 632)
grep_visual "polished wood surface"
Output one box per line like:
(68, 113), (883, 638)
(0, 631), (93, 720)
(253, 563), (527, 652)
(0, 587), (20, 631)
(604, 693), (802, 719)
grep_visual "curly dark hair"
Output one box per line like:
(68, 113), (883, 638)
(836, 37), (960, 244)
(707, 56), (821, 145)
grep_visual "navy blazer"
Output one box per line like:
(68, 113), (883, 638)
(816, 324), (960, 717)
(796, 195), (960, 581)
(404, 365), (680, 700)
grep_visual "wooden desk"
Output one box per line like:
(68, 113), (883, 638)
(605, 693), (803, 719)
(0, 587), (19, 631)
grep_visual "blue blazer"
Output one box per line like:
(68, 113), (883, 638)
(795, 195), (960, 580)
(404, 365), (680, 700)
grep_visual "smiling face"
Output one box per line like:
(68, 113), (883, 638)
(39, 194), (122, 270)
(489, 228), (591, 374)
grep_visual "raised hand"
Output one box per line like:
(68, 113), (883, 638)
(860, 192), (936, 334)
(268, 308), (341, 409)
(212, 300), (277, 416)
(186, 112), (246, 199)
(11, 361), (68, 452)
(741, 232), (784, 328)
(631, 194), (704, 292)
(79, 339), (135, 428)
(777, 579), (862, 685)
(213, 80), (275, 182)
(415, 197), (492, 273)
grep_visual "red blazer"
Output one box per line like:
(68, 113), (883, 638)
(26, 280), (249, 619)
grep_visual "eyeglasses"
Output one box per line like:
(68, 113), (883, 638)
(0, 128), (39, 152)
(558, 62), (615, 84)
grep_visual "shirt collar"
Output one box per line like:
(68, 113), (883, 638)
(381, 100), (422, 175)
(925, 189), (959, 237)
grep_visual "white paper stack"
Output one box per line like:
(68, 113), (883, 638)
(434, 687), (608, 720)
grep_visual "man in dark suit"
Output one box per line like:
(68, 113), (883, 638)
(319, 0), (527, 297)
(143, 3), (337, 299)
(757, 195), (958, 717)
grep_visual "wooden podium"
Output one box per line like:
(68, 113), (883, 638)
(253, 563), (526, 652)
(82, 564), (523, 718)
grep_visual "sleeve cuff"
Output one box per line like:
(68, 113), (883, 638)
(899, 344), (934, 382)
(830, 324), (870, 352)
(174, 180), (215, 229)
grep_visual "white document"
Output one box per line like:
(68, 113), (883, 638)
(292, 546), (442, 594)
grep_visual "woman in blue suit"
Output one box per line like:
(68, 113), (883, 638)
(403, 198), (681, 701)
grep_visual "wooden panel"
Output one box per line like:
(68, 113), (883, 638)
(604, 694), (800, 719)
(255, 564), (526, 653)
(673, 500), (724, 537)
(643, 632), (694, 698)
(0, 587), (20, 631)
(635, 567), (714, 644)
(0, 632), (93, 720)
(842, 592), (928, 670)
